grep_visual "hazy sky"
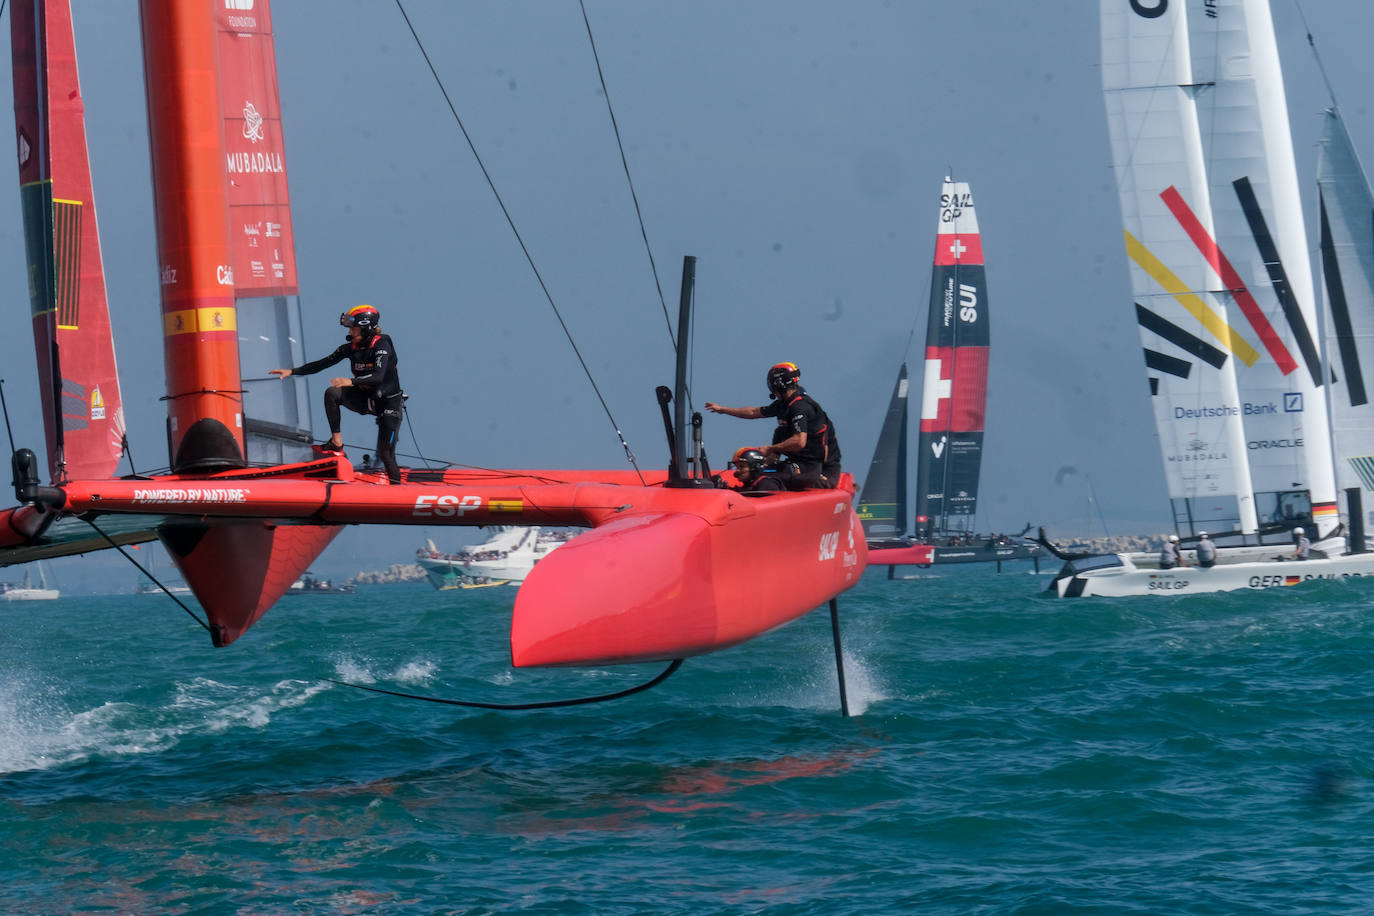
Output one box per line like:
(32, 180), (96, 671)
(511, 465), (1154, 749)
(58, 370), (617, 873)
(5, 1), (1374, 590)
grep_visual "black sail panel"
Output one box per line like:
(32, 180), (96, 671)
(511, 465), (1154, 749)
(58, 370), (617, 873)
(857, 363), (908, 542)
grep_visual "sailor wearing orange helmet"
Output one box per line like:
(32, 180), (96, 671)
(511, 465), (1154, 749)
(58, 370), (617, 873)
(270, 304), (404, 484)
(705, 362), (842, 489)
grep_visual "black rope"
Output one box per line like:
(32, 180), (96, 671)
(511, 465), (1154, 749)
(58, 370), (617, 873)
(393, 0), (645, 485)
(577, 0), (675, 354)
(0, 379), (16, 456)
(81, 517), (211, 634)
(401, 402), (435, 470)
(328, 658), (682, 710)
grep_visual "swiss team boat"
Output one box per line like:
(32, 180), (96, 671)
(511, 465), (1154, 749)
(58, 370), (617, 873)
(0, 1), (867, 688)
(416, 528), (574, 589)
(1045, 0), (1374, 598)
(857, 178), (1042, 573)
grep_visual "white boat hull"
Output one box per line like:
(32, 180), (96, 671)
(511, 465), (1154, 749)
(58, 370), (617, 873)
(1, 587), (58, 600)
(1050, 547), (1374, 597)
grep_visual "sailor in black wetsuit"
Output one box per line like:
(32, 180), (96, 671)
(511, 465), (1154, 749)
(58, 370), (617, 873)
(705, 362), (842, 490)
(270, 304), (404, 484)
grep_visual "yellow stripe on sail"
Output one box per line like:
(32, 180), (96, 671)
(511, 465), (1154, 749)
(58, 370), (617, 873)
(1123, 231), (1260, 366)
(163, 307), (239, 336)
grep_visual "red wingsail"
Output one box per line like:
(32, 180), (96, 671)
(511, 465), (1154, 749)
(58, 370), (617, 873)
(11, 0), (126, 483)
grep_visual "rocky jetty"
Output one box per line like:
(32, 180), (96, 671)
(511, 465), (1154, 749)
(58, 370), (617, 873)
(346, 563), (427, 587)
(1054, 534), (1162, 555)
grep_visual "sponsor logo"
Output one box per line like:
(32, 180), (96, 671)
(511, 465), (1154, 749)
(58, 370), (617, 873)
(819, 531), (840, 561)
(1244, 402), (1276, 415)
(1284, 392), (1303, 413)
(160, 264), (177, 286)
(226, 150), (284, 174)
(1147, 577), (1188, 590)
(216, 264), (234, 285)
(1129, 0), (1167, 18)
(90, 386), (105, 421)
(959, 283), (978, 323)
(943, 277), (955, 327)
(940, 189), (974, 222)
(266, 221), (281, 238)
(1248, 438), (1302, 450)
(1175, 404), (1238, 419)
(242, 101), (265, 143)
(931, 436), (947, 459)
(413, 494), (483, 517)
(133, 487), (249, 504)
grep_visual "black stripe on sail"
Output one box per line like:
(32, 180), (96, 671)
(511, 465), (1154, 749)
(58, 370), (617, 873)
(1149, 376), (1160, 396)
(1144, 348), (1191, 379)
(1233, 177), (1322, 385)
(53, 200), (81, 328)
(1135, 303), (1227, 369)
(1318, 192), (1366, 406)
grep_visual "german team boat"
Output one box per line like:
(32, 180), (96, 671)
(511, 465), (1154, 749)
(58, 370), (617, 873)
(0, 1), (866, 681)
(416, 528), (573, 589)
(1046, 0), (1374, 597)
(858, 178), (1041, 572)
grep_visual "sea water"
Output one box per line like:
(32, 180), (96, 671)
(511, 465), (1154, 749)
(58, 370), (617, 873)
(3, 566), (1373, 913)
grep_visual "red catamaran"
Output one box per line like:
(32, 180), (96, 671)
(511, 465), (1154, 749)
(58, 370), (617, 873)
(1, 0), (867, 679)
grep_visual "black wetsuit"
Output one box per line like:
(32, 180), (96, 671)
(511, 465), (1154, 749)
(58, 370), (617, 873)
(293, 333), (403, 483)
(759, 386), (841, 489)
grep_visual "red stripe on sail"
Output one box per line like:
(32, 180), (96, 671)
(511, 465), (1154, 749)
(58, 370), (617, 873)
(933, 233), (983, 266)
(918, 346), (988, 433)
(1159, 186), (1296, 374)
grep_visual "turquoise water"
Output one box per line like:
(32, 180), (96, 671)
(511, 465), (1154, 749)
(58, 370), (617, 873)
(4, 567), (1373, 913)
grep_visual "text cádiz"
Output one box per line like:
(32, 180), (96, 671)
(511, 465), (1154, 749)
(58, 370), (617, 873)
(226, 151), (284, 174)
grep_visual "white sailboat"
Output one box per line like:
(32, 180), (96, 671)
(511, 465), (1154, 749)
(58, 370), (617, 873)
(0, 562), (58, 601)
(1048, 0), (1374, 597)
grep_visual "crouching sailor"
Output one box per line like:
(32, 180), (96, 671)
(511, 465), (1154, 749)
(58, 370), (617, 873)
(270, 304), (404, 484)
(730, 447), (784, 492)
(705, 361), (842, 490)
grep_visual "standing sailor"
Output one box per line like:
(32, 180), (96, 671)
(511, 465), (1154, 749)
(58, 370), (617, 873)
(270, 304), (404, 484)
(705, 362), (842, 489)
(1291, 527), (1310, 561)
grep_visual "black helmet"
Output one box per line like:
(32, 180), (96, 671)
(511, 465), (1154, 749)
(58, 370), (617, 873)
(732, 447), (767, 475)
(766, 362), (800, 399)
(340, 304), (380, 331)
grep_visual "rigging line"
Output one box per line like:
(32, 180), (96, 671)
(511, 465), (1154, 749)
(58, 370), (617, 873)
(577, 0), (676, 354)
(0, 379), (17, 456)
(393, 0), (646, 486)
(401, 403), (435, 469)
(328, 658), (683, 710)
(80, 517), (212, 634)
(1292, 0), (1338, 109)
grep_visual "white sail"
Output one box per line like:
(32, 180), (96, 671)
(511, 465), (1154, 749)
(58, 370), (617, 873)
(1185, 0), (1338, 536)
(1317, 107), (1374, 510)
(1100, 0), (1258, 534)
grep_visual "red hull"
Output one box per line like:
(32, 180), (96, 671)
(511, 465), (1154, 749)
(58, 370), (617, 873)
(866, 544), (935, 565)
(48, 462), (866, 654)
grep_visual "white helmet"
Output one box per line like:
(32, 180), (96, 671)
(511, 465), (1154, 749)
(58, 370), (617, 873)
(1296, 527), (1305, 536)
(1198, 531), (1207, 538)
(1168, 534), (1179, 542)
